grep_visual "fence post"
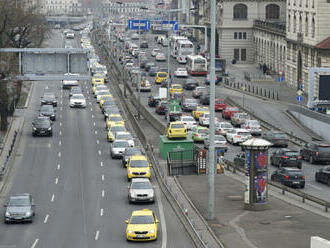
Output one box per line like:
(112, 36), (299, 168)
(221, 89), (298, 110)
(264, 89), (267, 97)
(277, 92), (279, 100)
(268, 90), (270, 98)
(272, 91), (275, 99)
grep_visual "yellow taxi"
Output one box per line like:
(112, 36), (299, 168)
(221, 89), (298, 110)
(155, 72), (168, 84)
(92, 74), (105, 85)
(192, 106), (209, 120)
(106, 114), (125, 129)
(107, 124), (126, 142)
(127, 155), (151, 180)
(99, 95), (113, 107)
(166, 121), (187, 139)
(169, 84), (183, 95)
(125, 209), (159, 241)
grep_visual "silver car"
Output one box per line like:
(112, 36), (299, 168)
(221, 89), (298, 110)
(4, 194), (35, 223)
(114, 131), (135, 147)
(110, 140), (130, 159)
(128, 178), (154, 203)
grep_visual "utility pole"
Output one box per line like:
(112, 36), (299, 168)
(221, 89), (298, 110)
(167, 10), (171, 124)
(208, 0), (216, 221)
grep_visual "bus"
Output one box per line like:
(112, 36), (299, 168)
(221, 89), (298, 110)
(170, 36), (187, 58)
(176, 39), (194, 64)
(186, 55), (207, 76)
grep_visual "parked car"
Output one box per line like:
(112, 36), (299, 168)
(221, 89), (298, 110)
(122, 147), (143, 167)
(214, 98), (226, 111)
(231, 112), (250, 127)
(39, 105), (56, 121)
(155, 101), (168, 115)
(192, 86), (207, 98)
(166, 121), (187, 139)
(32, 116), (53, 137)
(241, 120), (262, 136)
(215, 122), (234, 136)
(300, 142), (330, 164)
(140, 40), (148, 48)
(40, 92), (57, 106)
(262, 131), (289, 147)
(115, 131), (134, 147)
(226, 129), (252, 145)
(128, 178), (154, 203)
(183, 79), (199, 90)
(110, 140), (130, 159)
(204, 135), (228, 152)
(271, 168), (305, 188)
(181, 98), (198, 112)
(145, 62), (156, 72)
(4, 194), (35, 223)
(199, 112), (219, 127)
(270, 148), (302, 169)
(222, 107), (240, 119)
(151, 48), (161, 57)
(315, 166), (330, 186)
(137, 79), (152, 92)
(205, 74), (221, 85)
(190, 126), (209, 142)
(200, 92), (210, 105)
(174, 68), (188, 77)
(149, 66), (159, 76)
(180, 115), (197, 130)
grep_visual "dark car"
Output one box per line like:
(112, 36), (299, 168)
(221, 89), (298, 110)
(183, 79), (199, 90)
(39, 104), (56, 121)
(149, 66), (159, 76)
(233, 152), (245, 168)
(315, 166), (330, 186)
(192, 87), (207, 98)
(122, 147), (143, 167)
(145, 62), (155, 72)
(140, 57), (148, 68)
(262, 131), (289, 147)
(148, 95), (163, 107)
(140, 41), (148, 48)
(205, 74), (222, 85)
(200, 92), (210, 105)
(155, 101), (168, 115)
(270, 149), (302, 169)
(4, 194), (35, 223)
(181, 98), (198, 112)
(300, 142), (330, 164)
(32, 116), (52, 137)
(271, 168), (305, 188)
(40, 93), (57, 106)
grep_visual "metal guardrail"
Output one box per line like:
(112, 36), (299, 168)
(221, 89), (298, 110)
(0, 130), (18, 181)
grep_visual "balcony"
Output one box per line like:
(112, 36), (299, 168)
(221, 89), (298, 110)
(253, 19), (286, 36)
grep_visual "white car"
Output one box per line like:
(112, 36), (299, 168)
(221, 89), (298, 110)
(62, 80), (79, 89)
(226, 129), (252, 145)
(65, 32), (75, 39)
(241, 120), (262, 136)
(155, 53), (166, 61)
(180, 116), (197, 130)
(199, 113), (219, 127)
(204, 135), (228, 152)
(151, 48), (161, 57)
(114, 131), (134, 147)
(94, 86), (108, 96)
(215, 122), (234, 136)
(174, 68), (188, 77)
(124, 62), (134, 71)
(70, 94), (86, 108)
(138, 79), (152, 92)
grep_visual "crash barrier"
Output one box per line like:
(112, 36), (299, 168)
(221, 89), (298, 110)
(225, 159), (330, 213)
(167, 149), (196, 176)
(244, 72), (274, 83)
(0, 130), (18, 181)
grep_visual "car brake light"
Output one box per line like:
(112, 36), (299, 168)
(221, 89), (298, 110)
(195, 133), (199, 137)
(281, 156), (289, 159)
(297, 156), (302, 159)
(316, 152), (319, 156)
(284, 175), (289, 179)
(235, 135), (241, 138)
(246, 126), (250, 129)
(302, 176), (305, 179)
(179, 57), (182, 61)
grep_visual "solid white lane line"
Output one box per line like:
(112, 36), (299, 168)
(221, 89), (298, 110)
(98, 150), (102, 156)
(95, 230), (100, 240)
(59, 130), (62, 136)
(58, 152), (61, 158)
(100, 209), (104, 216)
(31, 238), (39, 248)
(100, 161), (103, 167)
(51, 194), (55, 202)
(101, 174), (104, 181)
(96, 140), (99, 145)
(57, 164), (61, 170)
(59, 122), (62, 127)
(59, 140), (62, 146)
(44, 214), (49, 223)
(95, 130), (98, 135)
(55, 178), (58, 184)
(156, 187), (168, 248)
(102, 190), (105, 197)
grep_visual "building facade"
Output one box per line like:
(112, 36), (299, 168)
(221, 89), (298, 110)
(42, 0), (82, 15)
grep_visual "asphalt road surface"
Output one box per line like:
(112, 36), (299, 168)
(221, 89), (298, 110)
(112, 30), (330, 202)
(0, 29), (194, 248)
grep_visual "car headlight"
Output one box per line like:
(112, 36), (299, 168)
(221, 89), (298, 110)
(51, 114), (55, 117)
(149, 230), (155, 234)
(145, 169), (150, 174)
(127, 230), (133, 234)
(5, 212), (10, 217)
(25, 211), (32, 217)
(130, 192), (136, 197)
(33, 127), (37, 130)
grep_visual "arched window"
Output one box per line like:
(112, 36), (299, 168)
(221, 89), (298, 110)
(266, 4), (280, 19)
(299, 14), (302, 33)
(233, 4), (248, 20)
(288, 14), (291, 32)
(305, 16), (308, 36)
(293, 15), (297, 33)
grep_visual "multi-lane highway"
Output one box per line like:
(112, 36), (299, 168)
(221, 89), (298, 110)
(110, 29), (330, 202)
(0, 29), (195, 248)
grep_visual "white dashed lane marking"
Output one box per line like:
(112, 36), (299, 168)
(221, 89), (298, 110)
(100, 209), (104, 216)
(59, 140), (62, 146)
(59, 130), (62, 136)
(102, 190), (105, 197)
(101, 174), (104, 181)
(58, 152), (61, 158)
(57, 164), (61, 170)
(31, 238), (39, 248)
(95, 231), (100, 240)
(96, 140), (99, 145)
(55, 178), (58, 184)
(95, 130), (98, 135)
(51, 194), (55, 202)
(98, 150), (101, 156)
(44, 214), (49, 223)
(100, 161), (103, 167)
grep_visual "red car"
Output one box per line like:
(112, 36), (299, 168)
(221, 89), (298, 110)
(215, 98), (226, 111)
(222, 107), (240, 119)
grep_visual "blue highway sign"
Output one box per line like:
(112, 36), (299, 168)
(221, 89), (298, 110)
(128, 19), (150, 30)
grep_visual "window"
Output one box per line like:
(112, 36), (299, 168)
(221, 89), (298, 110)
(312, 18), (315, 38)
(299, 15), (302, 33)
(288, 14), (291, 32)
(234, 32), (238, 39)
(266, 4), (280, 19)
(234, 49), (240, 60)
(243, 32), (247, 39)
(241, 49), (247, 61)
(293, 15), (296, 33)
(305, 17), (308, 36)
(239, 32), (242, 39)
(233, 4), (248, 20)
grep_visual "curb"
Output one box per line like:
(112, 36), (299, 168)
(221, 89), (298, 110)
(24, 82), (35, 109)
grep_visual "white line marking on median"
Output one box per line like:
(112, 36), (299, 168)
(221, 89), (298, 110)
(51, 194), (55, 202)
(60, 107), (63, 111)
(57, 164), (61, 170)
(95, 230), (100, 240)
(31, 238), (39, 248)
(59, 140), (62, 146)
(102, 190), (105, 197)
(95, 130), (98, 135)
(60, 114), (62, 118)
(97, 140), (99, 145)
(44, 214), (49, 223)
(92, 114), (94, 118)
(59, 130), (62, 136)
(60, 101), (63, 105)
(58, 152), (61, 158)
(100, 208), (104, 216)
(93, 122), (96, 126)
(98, 150), (101, 156)
(59, 122), (62, 127)
(55, 178), (58, 184)
(90, 107), (93, 111)
(156, 187), (168, 248)
(101, 174), (104, 181)
(100, 161), (103, 167)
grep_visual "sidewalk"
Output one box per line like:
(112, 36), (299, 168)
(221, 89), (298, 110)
(225, 63), (307, 105)
(177, 172), (330, 248)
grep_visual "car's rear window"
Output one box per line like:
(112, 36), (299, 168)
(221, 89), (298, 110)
(158, 73), (167, 77)
(287, 170), (303, 176)
(216, 100), (224, 104)
(238, 132), (250, 136)
(274, 133), (287, 139)
(284, 151), (300, 156)
(130, 160), (148, 168)
(318, 146), (330, 152)
(130, 215), (154, 224)
(171, 124), (185, 129)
